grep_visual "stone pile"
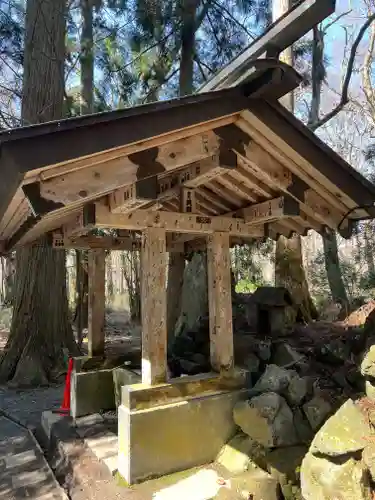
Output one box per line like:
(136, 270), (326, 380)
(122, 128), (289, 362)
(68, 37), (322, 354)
(215, 346), (375, 499)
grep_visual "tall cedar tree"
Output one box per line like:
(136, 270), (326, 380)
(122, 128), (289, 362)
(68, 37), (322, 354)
(0, 0), (79, 385)
(273, 0), (318, 321)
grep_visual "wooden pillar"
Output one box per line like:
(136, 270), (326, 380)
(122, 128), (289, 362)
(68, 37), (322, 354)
(207, 232), (234, 373)
(88, 249), (106, 357)
(141, 227), (167, 385)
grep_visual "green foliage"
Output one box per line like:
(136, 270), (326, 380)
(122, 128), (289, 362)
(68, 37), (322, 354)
(235, 278), (262, 294)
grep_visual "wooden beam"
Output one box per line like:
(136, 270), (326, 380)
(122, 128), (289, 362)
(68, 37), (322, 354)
(219, 123), (348, 230)
(243, 101), (375, 215)
(206, 179), (245, 207)
(52, 232), (142, 251)
(180, 187), (197, 213)
(197, 187), (235, 213)
(241, 196), (300, 223)
(63, 211), (89, 239)
(51, 231), (185, 252)
(200, 0), (335, 91)
(141, 227), (168, 385)
(87, 202), (265, 237)
(207, 232), (234, 373)
(32, 131), (223, 208)
(88, 249), (106, 357)
(109, 156), (226, 214)
(109, 180), (157, 214)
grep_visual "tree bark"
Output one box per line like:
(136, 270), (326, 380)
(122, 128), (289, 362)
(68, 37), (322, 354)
(322, 229), (349, 311)
(167, 253), (185, 341)
(75, 0), (94, 336)
(273, 0), (317, 321)
(308, 25), (349, 310)
(364, 222), (375, 276)
(0, 0), (79, 385)
(179, 0), (199, 96)
(80, 0), (94, 115)
(166, 0), (199, 339)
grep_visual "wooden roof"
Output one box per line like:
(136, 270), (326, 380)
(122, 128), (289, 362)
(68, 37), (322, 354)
(0, 58), (375, 253)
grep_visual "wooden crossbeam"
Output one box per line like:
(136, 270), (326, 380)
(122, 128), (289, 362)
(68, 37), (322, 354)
(241, 196), (300, 223)
(81, 202), (265, 237)
(216, 124), (348, 232)
(109, 156), (227, 214)
(28, 131), (224, 210)
(52, 231), (185, 252)
(52, 232), (142, 251)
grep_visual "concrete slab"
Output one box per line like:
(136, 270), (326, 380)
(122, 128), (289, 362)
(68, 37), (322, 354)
(41, 411), (65, 441)
(4, 449), (37, 468)
(118, 387), (248, 484)
(70, 368), (115, 419)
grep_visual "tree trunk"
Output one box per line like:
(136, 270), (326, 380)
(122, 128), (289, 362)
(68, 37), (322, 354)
(75, 0), (94, 337)
(0, 238), (79, 385)
(80, 0), (94, 115)
(364, 222), (375, 276)
(166, 0), (199, 339)
(0, 0), (79, 385)
(322, 229), (349, 311)
(167, 253), (185, 342)
(307, 25), (348, 310)
(179, 0), (199, 96)
(273, 0), (316, 321)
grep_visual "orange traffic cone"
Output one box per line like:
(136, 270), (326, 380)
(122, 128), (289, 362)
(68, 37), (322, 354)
(59, 358), (73, 414)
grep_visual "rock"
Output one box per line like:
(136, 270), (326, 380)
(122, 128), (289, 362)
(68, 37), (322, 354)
(273, 343), (302, 368)
(242, 352), (260, 376)
(361, 345), (375, 378)
(266, 446), (307, 500)
(233, 392), (299, 448)
(346, 367), (364, 392)
(302, 396), (332, 431)
(366, 380), (375, 400)
(256, 340), (272, 362)
(175, 253), (208, 335)
(215, 469), (279, 500)
(332, 370), (351, 390)
(316, 339), (349, 365)
(309, 399), (370, 456)
(301, 452), (371, 500)
(252, 364), (292, 395)
(293, 408), (314, 444)
(179, 358), (209, 375)
(216, 433), (267, 475)
(286, 372), (309, 406)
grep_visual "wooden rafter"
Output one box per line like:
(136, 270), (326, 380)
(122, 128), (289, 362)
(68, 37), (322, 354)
(108, 155), (230, 214)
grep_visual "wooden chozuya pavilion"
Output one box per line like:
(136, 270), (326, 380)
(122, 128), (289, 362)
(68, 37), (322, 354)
(1, 0), (375, 484)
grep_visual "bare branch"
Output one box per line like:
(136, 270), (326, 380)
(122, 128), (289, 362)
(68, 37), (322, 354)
(323, 10), (352, 33)
(309, 12), (375, 131)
